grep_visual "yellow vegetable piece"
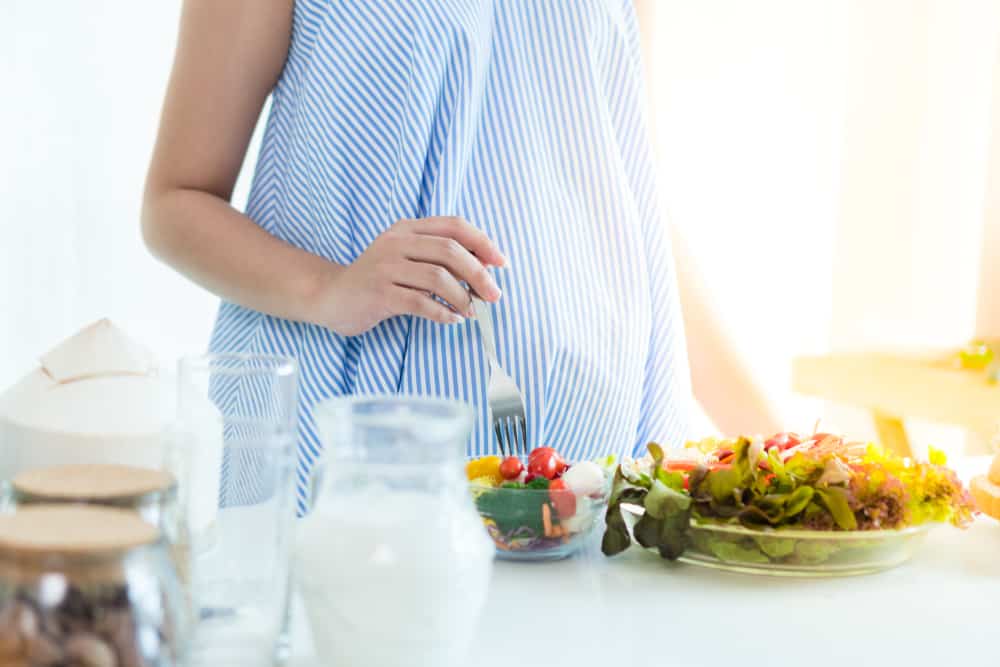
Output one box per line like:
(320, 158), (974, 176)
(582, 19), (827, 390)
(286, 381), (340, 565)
(927, 446), (947, 466)
(465, 456), (503, 484)
(469, 476), (498, 498)
(958, 341), (994, 370)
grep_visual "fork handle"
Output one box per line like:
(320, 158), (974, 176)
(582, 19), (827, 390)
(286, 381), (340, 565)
(471, 296), (500, 369)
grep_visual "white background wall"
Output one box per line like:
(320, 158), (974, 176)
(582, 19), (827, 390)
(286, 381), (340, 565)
(2, 1), (999, 454)
(650, 0), (848, 432)
(0, 1), (260, 382)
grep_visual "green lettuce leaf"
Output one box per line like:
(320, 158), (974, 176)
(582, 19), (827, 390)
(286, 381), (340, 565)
(784, 486), (815, 518)
(706, 468), (742, 504)
(644, 479), (691, 519)
(793, 540), (840, 564)
(815, 487), (858, 530)
(755, 535), (796, 559)
(705, 537), (770, 564)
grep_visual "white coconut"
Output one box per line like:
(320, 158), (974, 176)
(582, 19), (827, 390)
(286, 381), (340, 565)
(0, 319), (221, 538)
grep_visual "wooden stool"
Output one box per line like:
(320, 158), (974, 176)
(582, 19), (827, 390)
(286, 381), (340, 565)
(792, 351), (1000, 457)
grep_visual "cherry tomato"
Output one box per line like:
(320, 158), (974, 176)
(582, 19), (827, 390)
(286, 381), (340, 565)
(499, 456), (523, 481)
(529, 446), (557, 460)
(664, 460), (698, 472)
(528, 447), (567, 480)
(548, 479), (577, 519)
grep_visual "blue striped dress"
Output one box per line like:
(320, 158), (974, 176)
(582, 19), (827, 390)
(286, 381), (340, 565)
(209, 0), (694, 510)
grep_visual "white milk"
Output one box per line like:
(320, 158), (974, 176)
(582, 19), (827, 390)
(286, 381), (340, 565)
(295, 490), (493, 667)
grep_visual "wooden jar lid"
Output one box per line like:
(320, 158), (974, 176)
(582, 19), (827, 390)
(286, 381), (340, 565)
(12, 464), (176, 503)
(0, 506), (158, 556)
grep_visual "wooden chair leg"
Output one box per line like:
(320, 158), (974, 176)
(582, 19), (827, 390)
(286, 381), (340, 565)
(872, 411), (912, 457)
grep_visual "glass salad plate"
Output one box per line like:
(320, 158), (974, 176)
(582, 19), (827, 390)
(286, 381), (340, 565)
(467, 450), (614, 561)
(471, 481), (610, 561)
(675, 516), (928, 577)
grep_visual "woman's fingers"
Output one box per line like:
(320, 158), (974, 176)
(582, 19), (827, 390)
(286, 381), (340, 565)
(388, 285), (463, 324)
(396, 216), (508, 268)
(405, 236), (501, 302)
(396, 261), (472, 315)
(363, 216), (507, 329)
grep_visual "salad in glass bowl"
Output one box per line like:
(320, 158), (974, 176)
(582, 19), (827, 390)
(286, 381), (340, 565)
(467, 447), (613, 561)
(602, 432), (977, 576)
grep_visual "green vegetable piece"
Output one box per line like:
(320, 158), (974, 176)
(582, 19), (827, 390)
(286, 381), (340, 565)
(601, 470), (650, 557)
(501, 481), (526, 489)
(750, 494), (793, 524)
(754, 535), (796, 559)
(648, 442), (666, 470)
(704, 537), (769, 564)
(602, 451), (695, 560)
(631, 512), (662, 549)
(730, 437), (753, 477)
(593, 454), (618, 472)
(629, 480), (693, 559)
(656, 503), (693, 560)
(815, 487), (858, 530)
(475, 488), (546, 534)
(602, 508), (634, 556)
(767, 448), (786, 478)
(793, 540), (840, 565)
(655, 468), (687, 493)
(618, 459), (652, 488)
(526, 477), (550, 490)
(784, 486), (814, 518)
(644, 479), (691, 519)
(706, 468), (741, 503)
(608, 463), (651, 507)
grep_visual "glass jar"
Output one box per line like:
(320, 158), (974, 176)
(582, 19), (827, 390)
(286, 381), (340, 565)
(297, 396), (494, 667)
(0, 505), (190, 666)
(9, 464), (189, 589)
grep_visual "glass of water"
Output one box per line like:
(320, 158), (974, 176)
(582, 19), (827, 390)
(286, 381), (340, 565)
(174, 354), (298, 667)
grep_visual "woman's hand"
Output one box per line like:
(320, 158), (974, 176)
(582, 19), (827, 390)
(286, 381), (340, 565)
(319, 217), (507, 336)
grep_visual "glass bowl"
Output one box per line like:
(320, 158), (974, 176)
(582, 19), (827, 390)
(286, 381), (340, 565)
(470, 479), (610, 561)
(678, 519), (931, 577)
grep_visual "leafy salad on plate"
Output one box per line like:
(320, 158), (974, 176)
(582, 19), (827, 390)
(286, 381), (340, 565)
(602, 431), (976, 571)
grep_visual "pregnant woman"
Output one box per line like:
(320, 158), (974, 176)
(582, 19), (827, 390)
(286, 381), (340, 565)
(143, 0), (777, 510)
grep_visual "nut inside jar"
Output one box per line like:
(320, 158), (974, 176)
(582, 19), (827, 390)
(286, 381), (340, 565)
(0, 505), (189, 667)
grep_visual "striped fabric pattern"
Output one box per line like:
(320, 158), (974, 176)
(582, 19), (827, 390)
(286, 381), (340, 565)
(209, 0), (694, 512)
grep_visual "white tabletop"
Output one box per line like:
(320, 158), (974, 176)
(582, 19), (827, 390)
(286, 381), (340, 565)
(289, 459), (1000, 667)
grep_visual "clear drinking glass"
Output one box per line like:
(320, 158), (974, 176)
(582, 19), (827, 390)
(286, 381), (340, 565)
(173, 354), (298, 667)
(297, 396), (494, 667)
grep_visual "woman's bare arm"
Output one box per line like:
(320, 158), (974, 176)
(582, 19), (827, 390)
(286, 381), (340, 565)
(671, 231), (785, 436)
(634, 0), (783, 435)
(143, 0), (504, 336)
(142, 0), (327, 322)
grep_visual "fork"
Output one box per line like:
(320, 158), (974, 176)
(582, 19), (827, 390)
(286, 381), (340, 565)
(470, 296), (528, 458)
